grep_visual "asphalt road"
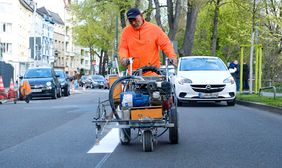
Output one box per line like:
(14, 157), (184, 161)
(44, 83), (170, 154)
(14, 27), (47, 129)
(1, 89), (282, 168)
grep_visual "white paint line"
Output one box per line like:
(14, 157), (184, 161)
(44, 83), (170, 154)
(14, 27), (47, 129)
(87, 128), (120, 153)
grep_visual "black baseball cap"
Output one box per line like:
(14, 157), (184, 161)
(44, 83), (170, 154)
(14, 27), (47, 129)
(126, 8), (141, 19)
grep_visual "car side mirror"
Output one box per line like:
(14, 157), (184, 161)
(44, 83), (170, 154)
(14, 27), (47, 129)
(55, 75), (60, 78)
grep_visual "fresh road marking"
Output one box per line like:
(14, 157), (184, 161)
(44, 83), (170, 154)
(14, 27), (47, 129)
(88, 128), (119, 153)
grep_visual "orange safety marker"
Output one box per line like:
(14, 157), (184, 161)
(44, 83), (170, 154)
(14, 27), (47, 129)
(0, 76), (5, 92)
(0, 76), (7, 102)
(7, 79), (17, 103)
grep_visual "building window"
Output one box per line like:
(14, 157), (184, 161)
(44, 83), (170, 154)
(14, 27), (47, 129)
(0, 43), (12, 53)
(0, 22), (12, 33)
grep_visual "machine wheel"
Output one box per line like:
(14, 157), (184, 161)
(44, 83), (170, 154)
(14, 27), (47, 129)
(119, 128), (131, 145)
(142, 130), (154, 152)
(169, 107), (179, 144)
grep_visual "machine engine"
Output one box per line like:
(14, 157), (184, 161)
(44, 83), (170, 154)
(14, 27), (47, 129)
(120, 79), (172, 109)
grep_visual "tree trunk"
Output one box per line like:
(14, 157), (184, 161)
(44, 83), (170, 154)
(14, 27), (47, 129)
(89, 46), (94, 75)
(153, 0), (164, 31)
(99, 50), (104, 74)
(145, 0), (153, 22)
(181, 1), (199, 56)
(211, 0), (221, 56)
(120, 10), (127, 29)
(101, 51), (108, 75)
(167, 0), (181, 41)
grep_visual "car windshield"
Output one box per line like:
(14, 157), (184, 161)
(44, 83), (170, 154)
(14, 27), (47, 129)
(24, 68), (52, 78)
(55, 70), (65, 78)
(179, 58), (227, 71)
(92, 75), (104, 80)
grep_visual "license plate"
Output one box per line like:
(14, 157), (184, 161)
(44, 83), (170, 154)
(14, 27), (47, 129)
(32, 89), (42, 93)
(199, 92), (218, 98)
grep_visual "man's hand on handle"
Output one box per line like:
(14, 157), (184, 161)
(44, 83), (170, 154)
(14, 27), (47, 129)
(121, 58), (129, 67)
(170, 58), (178, 66)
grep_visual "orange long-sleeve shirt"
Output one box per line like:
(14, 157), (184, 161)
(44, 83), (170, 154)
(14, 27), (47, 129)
(119, 21), (176, 71)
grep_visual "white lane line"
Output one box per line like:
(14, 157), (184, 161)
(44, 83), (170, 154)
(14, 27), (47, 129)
(95, 153), (112, 168)
(87, 128), (119, 153)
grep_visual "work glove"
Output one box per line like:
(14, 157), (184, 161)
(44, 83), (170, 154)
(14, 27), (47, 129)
(169, 58), (178, 66)
(121, 58), (129, 67)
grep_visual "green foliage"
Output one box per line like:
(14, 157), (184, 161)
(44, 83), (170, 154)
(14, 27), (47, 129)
(193, 0), (253, 62)
(70, 0), (119, 51)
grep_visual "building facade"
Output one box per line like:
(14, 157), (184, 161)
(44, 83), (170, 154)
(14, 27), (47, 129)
(0, 0), (90, 81)
(49, 10), (65, 70)
(0, 0), (35, 78)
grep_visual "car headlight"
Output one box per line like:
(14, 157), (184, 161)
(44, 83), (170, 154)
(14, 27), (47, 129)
(223, 76), (235, 84)
(177, 76), (192, 85)
(46, 81), (52, 86)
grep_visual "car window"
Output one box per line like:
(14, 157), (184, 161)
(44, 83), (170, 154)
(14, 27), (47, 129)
(180, 58), (227, 71)
(25, 68), (52, 78)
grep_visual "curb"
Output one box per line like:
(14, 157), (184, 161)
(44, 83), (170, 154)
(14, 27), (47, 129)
(236, 100), (282, 115)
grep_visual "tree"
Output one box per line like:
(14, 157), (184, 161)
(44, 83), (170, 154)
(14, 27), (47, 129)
(259, 0), (282, 82)
(180, 0), (205, 56)
(167, 0), (181, 41)
(71, 0), (117, 75)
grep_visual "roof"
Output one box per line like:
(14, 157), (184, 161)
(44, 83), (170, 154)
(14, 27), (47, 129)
(49, 11), (64, 25)
(37, 7), (55, 24)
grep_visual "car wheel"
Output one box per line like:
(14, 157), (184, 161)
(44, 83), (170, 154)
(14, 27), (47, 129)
(227, 99), (236, 106)
(64, 87), (70, 96)
(52, 89), (57, 99)
(57, 88), (62, 98)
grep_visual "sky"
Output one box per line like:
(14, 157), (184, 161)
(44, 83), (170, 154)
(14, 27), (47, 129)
(35, 0), (65, 19)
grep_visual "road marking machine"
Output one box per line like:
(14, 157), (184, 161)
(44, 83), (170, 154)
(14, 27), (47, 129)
(93, 58), (179, 152)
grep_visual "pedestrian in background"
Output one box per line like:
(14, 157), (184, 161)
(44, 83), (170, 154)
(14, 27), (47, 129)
(243, 62), (249, 90)
(228, 60), (240, 91)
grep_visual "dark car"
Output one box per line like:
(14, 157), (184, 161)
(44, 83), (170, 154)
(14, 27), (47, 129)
(79, 75), (93, 88)
(55, 69), (70, 96)
(91, 75), (108, 89)
(19, 67), (62, 99)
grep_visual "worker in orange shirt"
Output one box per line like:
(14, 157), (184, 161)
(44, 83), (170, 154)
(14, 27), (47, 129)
(119, 8), (177, 75)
